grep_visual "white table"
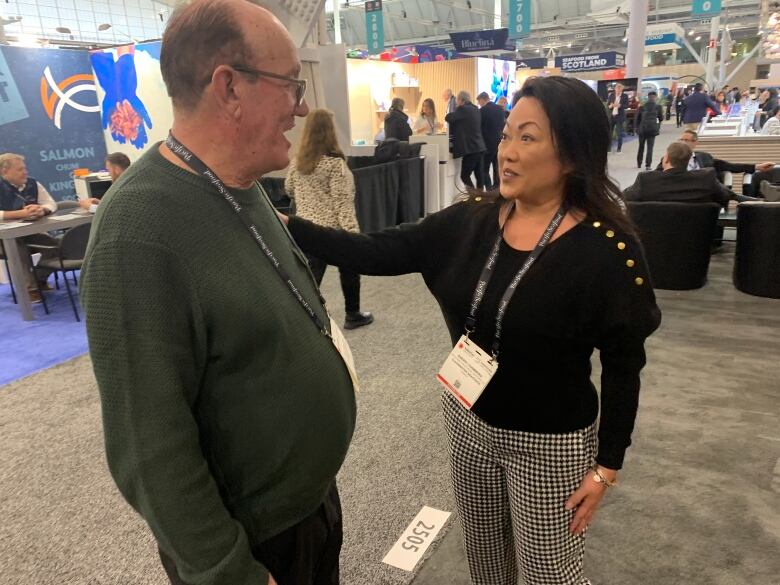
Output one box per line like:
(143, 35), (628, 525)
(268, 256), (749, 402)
(0, 211), (93, 321)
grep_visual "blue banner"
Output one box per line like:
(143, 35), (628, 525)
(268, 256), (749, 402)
(691, 0), (721, 16)
(0, 46), (107, 201)
(450, 29), (511, 53)
(365, 1), (384, 55)
(516, 57), (548, 69)
(508, 0), (531, 39)
(645, 32), (683, 49)
(555, 52), (625, 72)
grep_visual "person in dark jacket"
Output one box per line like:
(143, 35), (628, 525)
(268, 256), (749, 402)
(682, 83), (718, 130)
(384, 97), (412, 142)
(635, 92), (664, 170)
(674, 88), (686, 127)
(606, 83), (629, 153)
(477, 91), (507, 190)
(625, 142), (732, 206)
(656, 130), (775, 176)
(445, 90), (487, 189)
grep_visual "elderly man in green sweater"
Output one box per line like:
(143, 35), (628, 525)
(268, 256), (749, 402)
(81, 2), (356, 585)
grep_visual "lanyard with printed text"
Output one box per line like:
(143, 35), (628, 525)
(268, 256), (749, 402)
(465, 202), (567, 360)
(165, 133), (331, 339)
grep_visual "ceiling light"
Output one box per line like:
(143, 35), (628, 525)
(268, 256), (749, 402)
(98, 23), (112, 31)
(695, 35), (701, 41)
(55, 26), (72, 34)
(688, 29), (695, 36)
(567, 42), (572, 48)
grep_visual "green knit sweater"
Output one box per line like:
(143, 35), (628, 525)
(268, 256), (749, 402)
(81, 145), (356, 585)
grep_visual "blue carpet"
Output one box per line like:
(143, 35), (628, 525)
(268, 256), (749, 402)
(0, 277), (88, 387)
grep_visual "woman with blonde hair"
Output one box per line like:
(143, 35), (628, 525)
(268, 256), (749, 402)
(285, 108), (373, 329)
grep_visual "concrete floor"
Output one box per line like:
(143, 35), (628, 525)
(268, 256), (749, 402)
(412, 123), (780, 584)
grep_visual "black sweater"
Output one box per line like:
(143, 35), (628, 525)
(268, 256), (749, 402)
(288, 201), (662, 469)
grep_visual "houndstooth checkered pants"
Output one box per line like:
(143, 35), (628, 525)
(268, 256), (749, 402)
(441, 391), (596, 585)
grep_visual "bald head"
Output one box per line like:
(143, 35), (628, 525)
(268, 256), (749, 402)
(161, 0), (292, 111)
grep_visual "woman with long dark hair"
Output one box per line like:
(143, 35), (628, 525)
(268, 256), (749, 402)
(283, 76), (661, 584)
(384, 97), (413, 141)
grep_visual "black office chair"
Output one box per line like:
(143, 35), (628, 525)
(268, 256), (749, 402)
(29, 223), (91, 321)
(627, 201), (721, 290)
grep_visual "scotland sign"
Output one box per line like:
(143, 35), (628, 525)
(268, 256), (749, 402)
(555, 52), (624, 72)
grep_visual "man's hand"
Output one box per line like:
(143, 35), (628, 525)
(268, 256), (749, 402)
(564, 466), (617, 534)
(276, 211), (289, 226)
(756, 162), (776, 173)
(23, 204), (46, 220)
(78, 198), (101, 209)
(268, 574), (278, 585)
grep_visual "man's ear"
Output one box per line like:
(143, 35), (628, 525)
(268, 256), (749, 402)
(210, 65), (242, 118)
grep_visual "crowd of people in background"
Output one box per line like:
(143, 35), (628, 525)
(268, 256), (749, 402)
(670, 83), (780, 132)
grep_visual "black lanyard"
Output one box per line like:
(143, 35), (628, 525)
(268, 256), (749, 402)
(465, 203), (567, 359)
(165, 133), (331, 339)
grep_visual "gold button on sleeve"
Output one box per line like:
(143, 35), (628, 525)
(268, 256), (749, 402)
(606, 230), (615, 238)
(635, 277), (644, 285)
(626, 259), (635, 268)
(617, 242), (626, 250)
(593, 221), (601, 228)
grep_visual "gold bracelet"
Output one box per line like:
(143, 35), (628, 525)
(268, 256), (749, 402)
(592, 467), (617, 488)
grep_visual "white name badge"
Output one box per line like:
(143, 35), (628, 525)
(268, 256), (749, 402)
(436, 335), (497, 409)
(329, 317), (360, 393)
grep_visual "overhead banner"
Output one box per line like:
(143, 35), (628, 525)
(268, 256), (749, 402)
(449, 29), (511, 53)
(508, 0), (531, 39)
(555, 52), (625, 72)
(691, 0), (722, 16)
(0, 46), (107, 201)
(365, 0), (384, 55)
(645, 23), (685, 51)
(516, 58), (548, 69)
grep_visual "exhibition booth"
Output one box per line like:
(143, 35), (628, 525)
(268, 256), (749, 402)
(345, 53), (518, 211)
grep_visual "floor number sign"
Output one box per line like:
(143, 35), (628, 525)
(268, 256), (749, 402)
(383, 506), (452, 571)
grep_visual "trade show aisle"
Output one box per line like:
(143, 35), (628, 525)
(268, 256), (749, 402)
(1, 244), (779, 584)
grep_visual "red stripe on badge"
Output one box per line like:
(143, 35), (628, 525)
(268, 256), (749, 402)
(436, 374), (473, 408)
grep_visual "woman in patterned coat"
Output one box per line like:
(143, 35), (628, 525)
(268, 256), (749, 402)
(285, 109), (374, 330)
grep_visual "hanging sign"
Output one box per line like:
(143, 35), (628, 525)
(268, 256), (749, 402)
(644, 23), (685, 51)
(691, 0), (721, 16)
(449, 29), (511, 53)
(508, 0), (531, 39)
(516, 58), (548, 69)
(555, 51), (625, 72)
(365, 0), (384, 55)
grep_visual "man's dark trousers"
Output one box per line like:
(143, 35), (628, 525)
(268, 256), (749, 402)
(482, 149), (499, 190)
(460, 153), (485, 189)
(160, 483), (343, 585)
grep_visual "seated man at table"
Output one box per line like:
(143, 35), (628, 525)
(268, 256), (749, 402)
(625, 142), (733, 207)
(105, 152), (131, 182)
(657, 130), (776, 176)
(0, 153), (96, 300)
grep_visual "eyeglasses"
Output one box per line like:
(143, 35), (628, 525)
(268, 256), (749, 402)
(231, 65), (307, 106)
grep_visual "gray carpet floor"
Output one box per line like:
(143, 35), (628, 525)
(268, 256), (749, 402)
(0, 271), (457, 585)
